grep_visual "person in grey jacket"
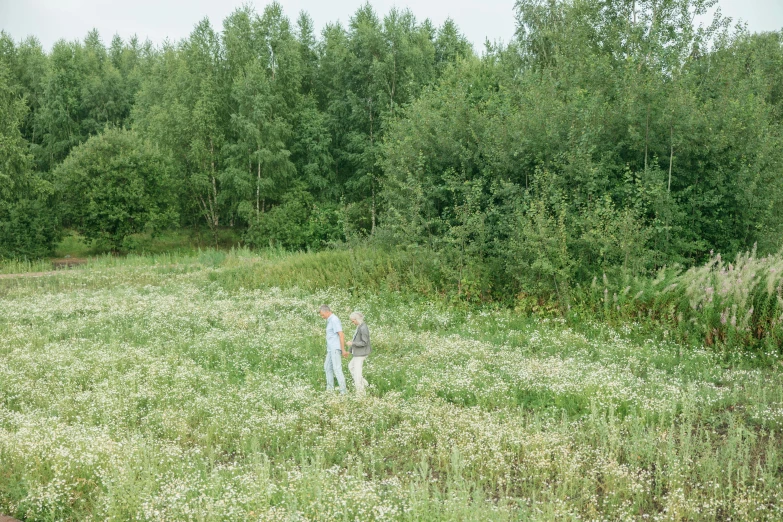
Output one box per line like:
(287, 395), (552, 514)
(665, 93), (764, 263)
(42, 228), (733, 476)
(346, 312), (371, 395)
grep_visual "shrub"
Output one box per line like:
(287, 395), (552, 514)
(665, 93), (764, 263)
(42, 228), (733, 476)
(244, 187), (343, 251)
(53, 128), (179, 251)
(0, 198), (60, 259)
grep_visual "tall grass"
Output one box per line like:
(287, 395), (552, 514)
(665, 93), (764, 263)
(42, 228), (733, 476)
(575, 248), (783, 357)
(214, 246), (444, 297)
(0, 258), (57, 275)
(213, 245), (783, 358)
(52, 228), (244, 258)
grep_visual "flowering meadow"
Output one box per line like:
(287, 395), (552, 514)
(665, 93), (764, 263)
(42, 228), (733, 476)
(1, 251), (783, 520)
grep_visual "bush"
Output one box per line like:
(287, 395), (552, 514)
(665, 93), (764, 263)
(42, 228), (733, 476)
(0, 197), (60, 259)
(244, 187), (343, 251)
(53, 128), (179, 251)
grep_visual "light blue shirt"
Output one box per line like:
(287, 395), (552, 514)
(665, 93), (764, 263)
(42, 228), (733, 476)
(325, 313), (343, 352)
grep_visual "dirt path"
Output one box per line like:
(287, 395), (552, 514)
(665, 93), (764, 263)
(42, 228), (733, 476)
(0, 270), (63, 280)
(0, 515), (21, 522)
(0, 258), (89, 280)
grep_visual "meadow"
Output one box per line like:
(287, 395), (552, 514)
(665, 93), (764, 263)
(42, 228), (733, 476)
(1, 250), (783, 521)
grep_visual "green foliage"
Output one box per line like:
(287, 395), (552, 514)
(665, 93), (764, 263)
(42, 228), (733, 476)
(316, 5), (472, 234)
(131, 18), (228, 241)
(243, 186), (343, 250)
(3, 1), (783, 323)
(578, 248), (783, 357)
(0, 198), (60, 259)
(127, 3), (471, 246)
(214, 246), (441, 296)
(222, 4), (302, 228)
(436, 173), (493, 302)
(0, 58), (59, 258)
(246, 185), (314, 250)
(53, 128), (178, 250)
(508, 187), (574, 309)
(381, 0), (783, 305)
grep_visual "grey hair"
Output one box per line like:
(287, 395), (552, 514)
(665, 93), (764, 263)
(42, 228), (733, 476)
(349, 311), (364, 324)
(319, 305), (331, 313)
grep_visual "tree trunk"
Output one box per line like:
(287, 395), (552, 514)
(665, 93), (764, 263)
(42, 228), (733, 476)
(390, 48), (397, 117)
(256, 149), (261, 219)
(210, 138), (219, 247)
(668, 123), (674, 193)
(369, 96), (376, 235)
(644, 105), (650, 171)
(371, 184), (376, 235)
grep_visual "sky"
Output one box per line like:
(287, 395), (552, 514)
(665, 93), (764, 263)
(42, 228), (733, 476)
(1, 0), (782, 53)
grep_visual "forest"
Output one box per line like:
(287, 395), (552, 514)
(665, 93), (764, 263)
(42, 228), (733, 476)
(1, 0), (782, 304)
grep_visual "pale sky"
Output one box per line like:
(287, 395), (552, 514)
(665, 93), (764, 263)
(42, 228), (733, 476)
(1, 0), (782, 53)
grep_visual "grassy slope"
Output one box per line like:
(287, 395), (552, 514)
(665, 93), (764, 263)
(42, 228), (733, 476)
(0, 250), (782, 520)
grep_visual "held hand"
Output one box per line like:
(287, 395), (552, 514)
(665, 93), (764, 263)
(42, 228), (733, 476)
(342, 350), (349, 358)
(346, 341), (352, 347)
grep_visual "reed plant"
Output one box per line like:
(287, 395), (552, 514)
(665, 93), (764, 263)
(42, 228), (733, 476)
(575, 248), (783, 358)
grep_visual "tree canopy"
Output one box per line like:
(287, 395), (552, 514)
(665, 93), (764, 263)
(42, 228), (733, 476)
(2, 0), (782, 304)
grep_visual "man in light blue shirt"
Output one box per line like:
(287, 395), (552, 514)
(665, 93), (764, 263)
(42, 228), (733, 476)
(319, 304), (348, 394)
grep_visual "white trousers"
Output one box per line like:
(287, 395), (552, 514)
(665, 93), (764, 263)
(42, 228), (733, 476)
(348, 356), (369, 395)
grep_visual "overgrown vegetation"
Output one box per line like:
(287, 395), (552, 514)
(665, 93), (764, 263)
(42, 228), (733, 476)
(573, 248), (783, 357)
(1, 250), (782, 520)
(54, 128), (179, 251)
(0, 65), (59, 258)
(381, 0), (783, 305)
(211, 245), (783, 356)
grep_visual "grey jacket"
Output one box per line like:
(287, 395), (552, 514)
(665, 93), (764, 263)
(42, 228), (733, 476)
(349, 322), (371, 357)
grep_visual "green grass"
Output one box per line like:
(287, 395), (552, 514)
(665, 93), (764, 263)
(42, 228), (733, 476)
(1, 250), (783, 520)
(0, 258), (56, 275)
(53, 230), (97, 258)
(53, 228), (244, 259)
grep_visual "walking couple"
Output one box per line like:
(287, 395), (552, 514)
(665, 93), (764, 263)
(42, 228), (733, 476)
(319, 305), (371, 395)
